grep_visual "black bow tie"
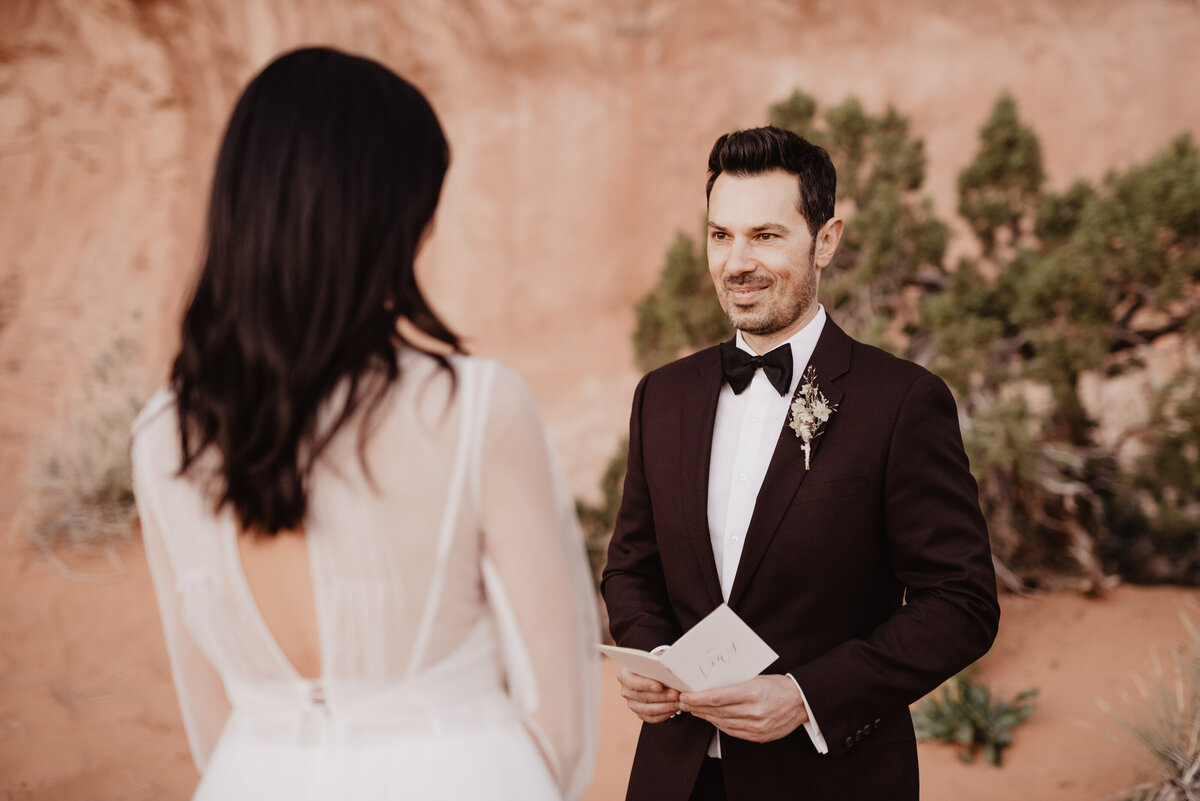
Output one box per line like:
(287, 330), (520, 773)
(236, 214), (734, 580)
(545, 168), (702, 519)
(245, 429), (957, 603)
(719, 340), (793, 396)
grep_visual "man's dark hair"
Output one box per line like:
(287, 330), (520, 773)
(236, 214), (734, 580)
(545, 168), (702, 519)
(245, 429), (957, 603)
(706, 125), (837, 236)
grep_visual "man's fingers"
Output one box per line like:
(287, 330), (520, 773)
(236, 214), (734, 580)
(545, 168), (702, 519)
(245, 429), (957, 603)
(679, 693), (748, 714)
(620, 684), (680, 704)
(618, 667), (682, 723)
(678, 688), (723, 708)
(685, 702), (750, 722)
(626, 698), (681, 723)
(618, 669), (680, 704)
(617, 667), (676, 695)
(680, 682), (761, 708)
(628, 700), (679, 716)
(616, 666), (660, 690)
(683, 706), (768, 740)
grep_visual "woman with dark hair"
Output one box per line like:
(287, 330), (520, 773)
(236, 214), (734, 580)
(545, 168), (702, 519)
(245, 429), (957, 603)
(131, 47), (597, 800)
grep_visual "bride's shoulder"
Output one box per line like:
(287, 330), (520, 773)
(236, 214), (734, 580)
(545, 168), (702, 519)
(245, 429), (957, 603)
(131, 388), (178, 440)
(401, 350), (533, 404)
(463, 356), (536, 404)
(410, 353), (540, 428)
(393, 351), (550, 440)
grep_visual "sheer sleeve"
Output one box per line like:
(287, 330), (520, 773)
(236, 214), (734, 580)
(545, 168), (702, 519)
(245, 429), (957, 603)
(476, 364), (600, 801)
(132, 423), (231, 773)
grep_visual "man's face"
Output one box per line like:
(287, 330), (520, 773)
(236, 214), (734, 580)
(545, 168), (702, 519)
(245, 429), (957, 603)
(706, 170), (841, 349)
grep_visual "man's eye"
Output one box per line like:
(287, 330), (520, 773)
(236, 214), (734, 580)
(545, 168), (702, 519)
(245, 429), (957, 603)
(711, 231), (727, 241)
(757, 233), (775, 240)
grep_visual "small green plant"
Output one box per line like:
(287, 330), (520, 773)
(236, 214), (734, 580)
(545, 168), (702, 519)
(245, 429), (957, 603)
(912, 672), (1037, 766)
(1101, 613), (1200, 801)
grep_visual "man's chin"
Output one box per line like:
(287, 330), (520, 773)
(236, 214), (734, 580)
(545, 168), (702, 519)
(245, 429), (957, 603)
(723, 306), (768, 332)
(729, 319), (783, 337)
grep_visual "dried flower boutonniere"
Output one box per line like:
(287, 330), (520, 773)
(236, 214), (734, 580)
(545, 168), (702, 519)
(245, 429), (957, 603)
(788, 366), (837, 470)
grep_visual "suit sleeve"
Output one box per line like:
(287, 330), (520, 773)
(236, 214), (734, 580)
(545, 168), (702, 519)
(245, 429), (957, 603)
(601, 373), (684, 651)
(789, 372), (1000, 757)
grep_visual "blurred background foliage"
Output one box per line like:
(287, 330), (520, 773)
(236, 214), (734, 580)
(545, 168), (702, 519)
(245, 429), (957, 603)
(580, 88), (1200, 593)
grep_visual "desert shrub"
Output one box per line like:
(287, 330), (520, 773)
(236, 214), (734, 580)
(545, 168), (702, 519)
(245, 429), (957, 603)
(1101, 614), (1200, 800)
(956, 94), (1044, 256)
(923, 123), (1200, 590)
(576, 439), (628, 587)
(632, 229), (729, 374)
(768, 90), (949, 350)
(1108, 368), (1200, 585)
(28, 337), (145, 555)
(31, 397), (141, 548)
(912, 672), (1037, 766)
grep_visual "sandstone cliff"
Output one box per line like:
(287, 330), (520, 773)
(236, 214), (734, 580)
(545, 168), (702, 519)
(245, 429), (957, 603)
(2, 0), (1199, 509)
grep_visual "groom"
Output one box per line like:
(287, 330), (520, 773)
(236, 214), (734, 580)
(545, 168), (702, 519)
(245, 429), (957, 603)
(601, 126), (1000, 801)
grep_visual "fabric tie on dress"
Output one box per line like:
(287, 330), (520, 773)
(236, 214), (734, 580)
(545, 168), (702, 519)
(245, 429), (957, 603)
(719, 340), (792, 396)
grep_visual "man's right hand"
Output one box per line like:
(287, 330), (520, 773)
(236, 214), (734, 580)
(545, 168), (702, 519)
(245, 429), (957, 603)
(617, 666), (681, 723)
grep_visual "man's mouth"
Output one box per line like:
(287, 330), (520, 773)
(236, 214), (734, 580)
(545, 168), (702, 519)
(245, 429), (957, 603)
(726, 284), (769, 303)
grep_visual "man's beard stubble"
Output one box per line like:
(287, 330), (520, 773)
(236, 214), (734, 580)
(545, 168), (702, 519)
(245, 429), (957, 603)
(720, 245), (818, 337)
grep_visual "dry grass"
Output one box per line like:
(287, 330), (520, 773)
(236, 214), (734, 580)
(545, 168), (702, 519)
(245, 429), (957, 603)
(25, 337), (147, 573)
(1101, 614), (1200, 801)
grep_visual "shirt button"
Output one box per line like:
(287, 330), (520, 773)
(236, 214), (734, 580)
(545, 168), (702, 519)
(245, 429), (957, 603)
(730, 535), (741, 544)
(750, 413), (761, 422)
(738, 472), (748, 481)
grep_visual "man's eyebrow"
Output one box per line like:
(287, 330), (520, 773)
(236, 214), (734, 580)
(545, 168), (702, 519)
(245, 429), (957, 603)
(706, 221), (791, 233)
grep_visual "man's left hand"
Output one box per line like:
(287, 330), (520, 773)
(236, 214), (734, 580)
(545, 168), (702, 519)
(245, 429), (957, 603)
(677, 674), (808, 743)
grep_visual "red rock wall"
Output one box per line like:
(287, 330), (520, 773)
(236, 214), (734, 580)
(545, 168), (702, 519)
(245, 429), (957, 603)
(2, 0), (1199, 508)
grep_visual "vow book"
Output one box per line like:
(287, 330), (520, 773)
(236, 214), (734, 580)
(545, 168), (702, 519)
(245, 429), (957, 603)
(598, 604), (779, 692)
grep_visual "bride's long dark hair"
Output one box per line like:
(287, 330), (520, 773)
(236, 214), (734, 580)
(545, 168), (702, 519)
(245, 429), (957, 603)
(171, 47), (462, 534)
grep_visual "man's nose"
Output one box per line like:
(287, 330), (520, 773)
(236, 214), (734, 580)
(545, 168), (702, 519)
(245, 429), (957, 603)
(725, 239), (756, 275)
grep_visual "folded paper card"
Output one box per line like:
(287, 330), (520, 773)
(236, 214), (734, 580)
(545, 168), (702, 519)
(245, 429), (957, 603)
(598, 603), (779, 692)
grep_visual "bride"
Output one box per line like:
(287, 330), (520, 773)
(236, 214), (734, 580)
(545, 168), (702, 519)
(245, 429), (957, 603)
(132, 47), (598, 800)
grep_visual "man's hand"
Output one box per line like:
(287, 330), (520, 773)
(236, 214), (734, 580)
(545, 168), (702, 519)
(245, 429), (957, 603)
(677, 674), (808, 743)
(617, 667), (681, 723)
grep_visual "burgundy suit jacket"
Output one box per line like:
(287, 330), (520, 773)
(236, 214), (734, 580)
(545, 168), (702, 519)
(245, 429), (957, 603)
(601, 320), (1000, 801)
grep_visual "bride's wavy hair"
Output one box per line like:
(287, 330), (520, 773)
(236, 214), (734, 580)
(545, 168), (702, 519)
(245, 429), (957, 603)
(172, 47), (461, 534)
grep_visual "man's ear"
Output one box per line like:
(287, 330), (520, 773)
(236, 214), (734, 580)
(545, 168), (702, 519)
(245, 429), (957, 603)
(814, 217), (844, 269)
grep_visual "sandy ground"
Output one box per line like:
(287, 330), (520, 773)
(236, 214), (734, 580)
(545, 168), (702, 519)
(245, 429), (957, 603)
(1, 518), (1196, 800)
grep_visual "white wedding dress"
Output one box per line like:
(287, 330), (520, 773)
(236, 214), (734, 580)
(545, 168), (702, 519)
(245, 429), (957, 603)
(132, 352), (599, 800)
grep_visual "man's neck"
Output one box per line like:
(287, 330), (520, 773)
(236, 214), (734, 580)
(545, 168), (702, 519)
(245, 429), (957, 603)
(741, 305), (820, 355)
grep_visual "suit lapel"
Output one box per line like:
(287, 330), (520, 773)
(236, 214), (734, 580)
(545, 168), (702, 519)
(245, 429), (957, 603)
(727, 321), (853, 608)
(681, 346), (726, 610)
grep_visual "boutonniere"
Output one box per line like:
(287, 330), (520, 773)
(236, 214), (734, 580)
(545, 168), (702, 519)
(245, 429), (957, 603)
(788, 366), (837, 470)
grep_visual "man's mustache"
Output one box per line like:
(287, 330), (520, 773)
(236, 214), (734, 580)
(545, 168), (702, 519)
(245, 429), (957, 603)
(724, 273), (772, 288)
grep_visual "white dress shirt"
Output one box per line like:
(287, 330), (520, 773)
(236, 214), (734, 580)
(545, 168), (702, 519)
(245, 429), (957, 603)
(705, 305), (829, 757)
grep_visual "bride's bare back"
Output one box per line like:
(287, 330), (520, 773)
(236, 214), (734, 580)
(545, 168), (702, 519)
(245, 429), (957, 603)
(237, 530), (320, 680)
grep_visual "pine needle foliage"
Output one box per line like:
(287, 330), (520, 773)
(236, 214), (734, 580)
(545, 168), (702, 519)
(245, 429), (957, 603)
(924, 119), (1200, 587)
(768, 90), (948, 347)
(632, 229), (729, 373)
(956, 94), (1045, 255)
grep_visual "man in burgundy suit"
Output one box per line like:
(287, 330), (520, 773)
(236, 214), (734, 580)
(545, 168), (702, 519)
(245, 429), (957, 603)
(601, 126), (1000, 801)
